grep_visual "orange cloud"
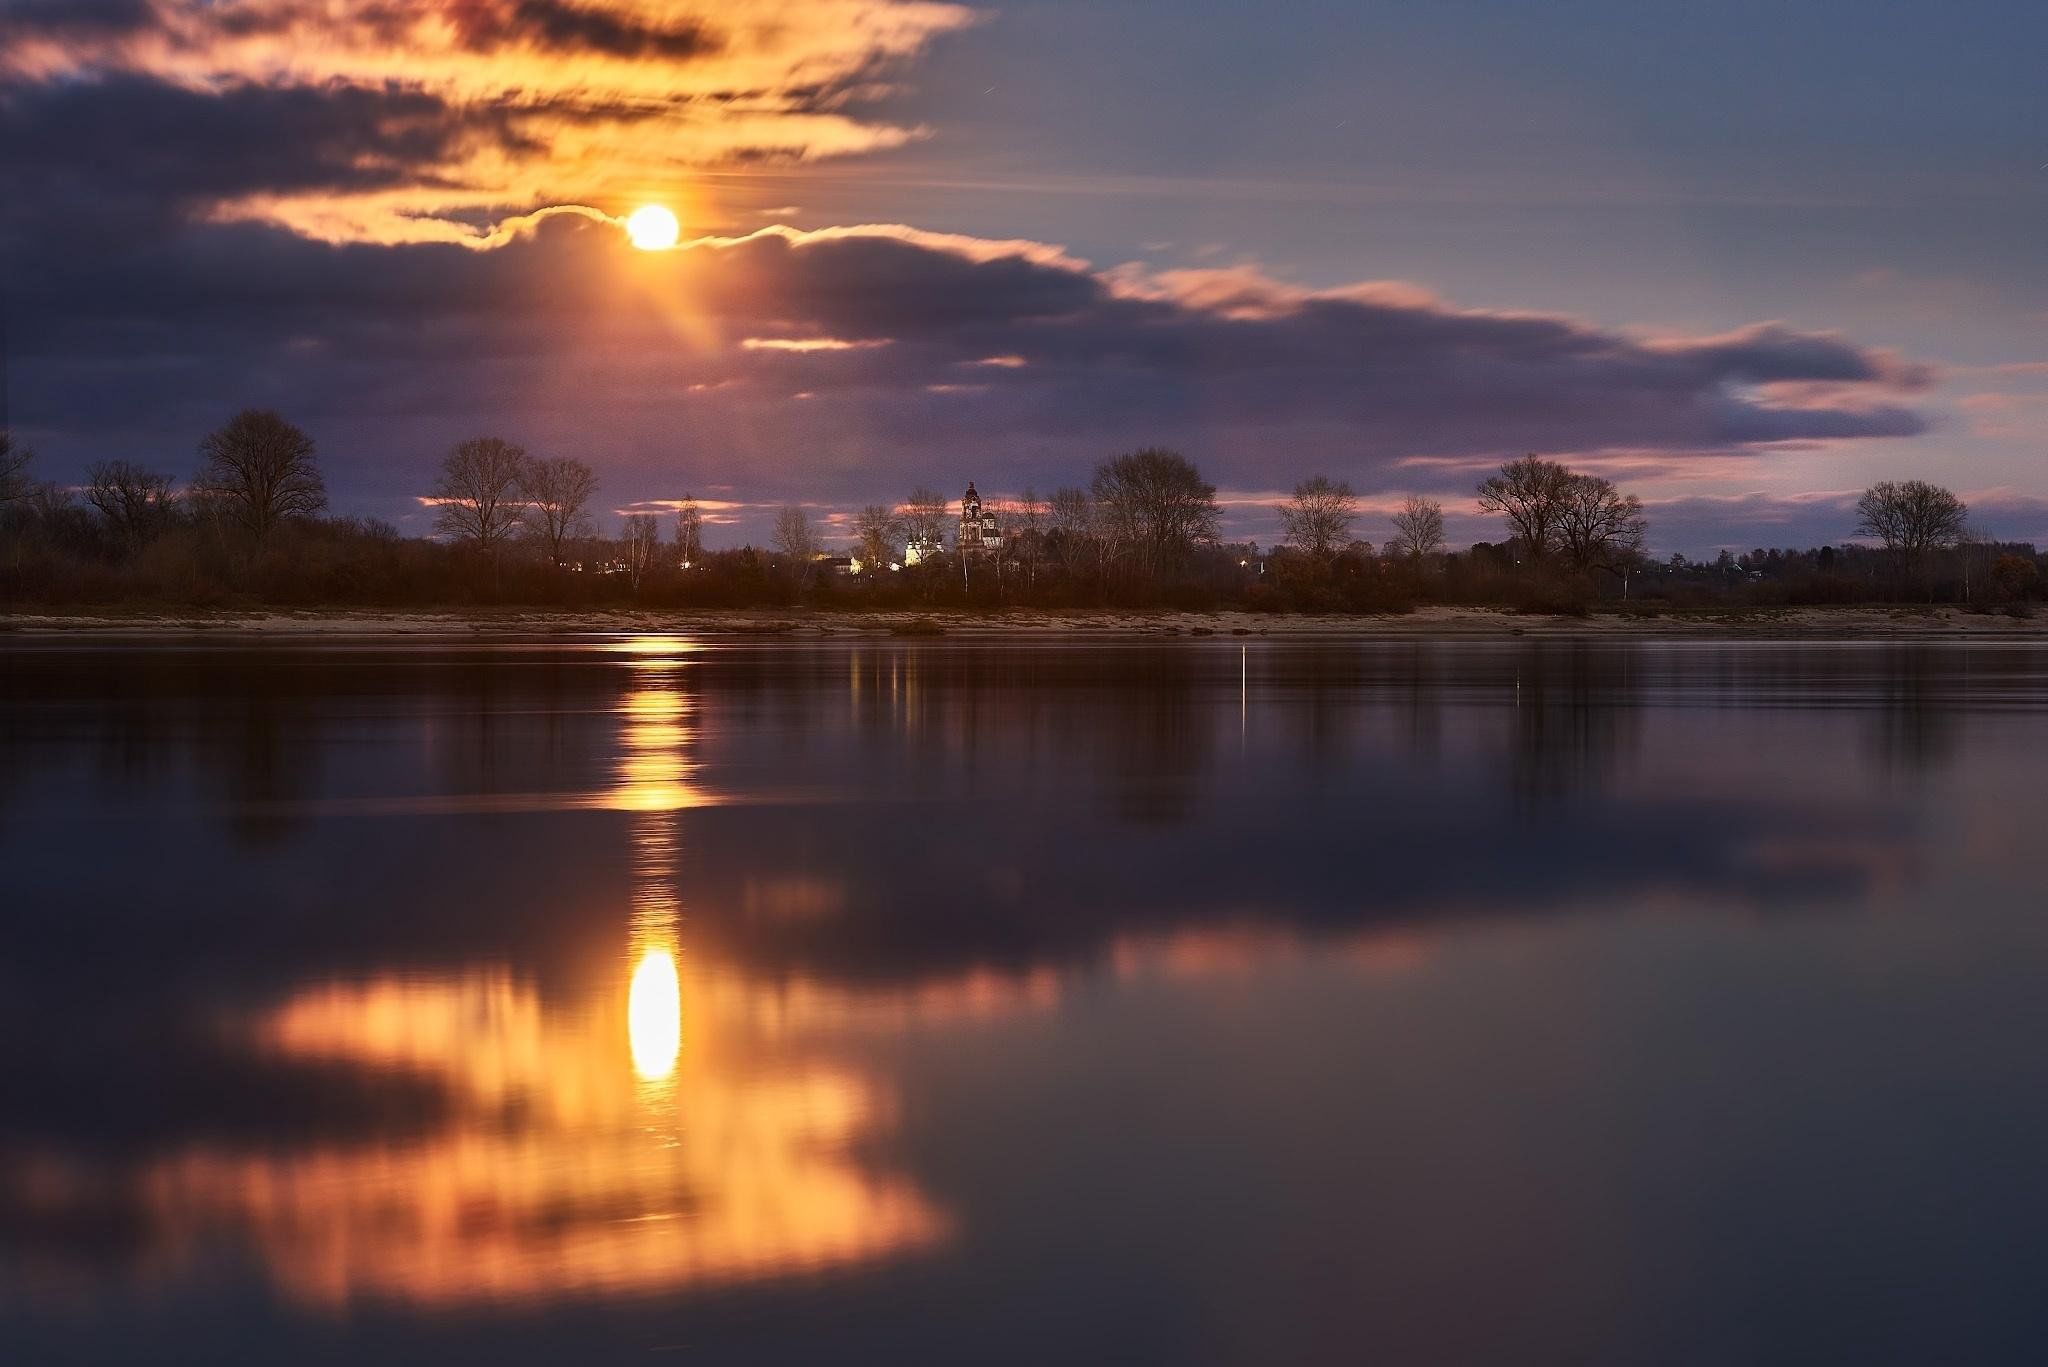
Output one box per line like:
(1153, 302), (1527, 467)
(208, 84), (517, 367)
(137, 967), (946, 1308)
(3, 0), (976, 245)
(742, 336), (893, 352)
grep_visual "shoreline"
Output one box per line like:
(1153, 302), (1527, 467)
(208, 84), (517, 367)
(3, 604), (2045, 639)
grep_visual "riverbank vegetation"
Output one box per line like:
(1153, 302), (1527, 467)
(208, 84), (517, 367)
(2, 417), (2037, 618)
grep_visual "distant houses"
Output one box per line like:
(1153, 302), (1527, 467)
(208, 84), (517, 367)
(844, 482), (1000, 574)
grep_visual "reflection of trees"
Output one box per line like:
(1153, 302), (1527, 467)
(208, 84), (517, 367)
(0, 691), (34, 822)
(1098, 661), (1214, 823)
(1505, 642), (1642, 806)
(1865, 646), (1960, 778)
(92, 695), (173, 793)
(197, 686), (318, 848)
(1271, 645), (1367, 784)
(415, 650), (628, 807)
(1397, 643), (1444, 765)
(0, 636), (1965, 1033)
(429, 656), (512, 799)
(0, 648), (314, 837)
(735, 643), (1225, 826)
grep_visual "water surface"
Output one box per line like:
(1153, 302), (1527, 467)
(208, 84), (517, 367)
(2, 635), (2045, 1365)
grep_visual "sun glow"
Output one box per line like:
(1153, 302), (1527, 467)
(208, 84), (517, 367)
(625, 204), (681, 251)
(628, 948), (683, 1080)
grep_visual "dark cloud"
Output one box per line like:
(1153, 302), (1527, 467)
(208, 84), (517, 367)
(1670, 324), (1932, 388)
(1639, 493), (1864, 555)
(0, 0), (153, 39)
(0, 76), (528, 247)
(472, 0), (718, 59)
(169, 0), (723, 60)
(0, 0), (713, 58)
(2, 214), (1932, 535)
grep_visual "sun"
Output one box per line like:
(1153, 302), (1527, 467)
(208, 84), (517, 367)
(625, 205), (680, 252)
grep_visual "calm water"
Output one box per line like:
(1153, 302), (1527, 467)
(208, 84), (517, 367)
(2, 635), (2046, 1365)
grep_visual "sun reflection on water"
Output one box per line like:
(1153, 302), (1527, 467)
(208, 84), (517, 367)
(150, 963), (947, 1308)
(33, 638), (946, 1308)
(621, 645), (690, 1102)
(628, 947), (682, 1081)
(0, 637), (1454, 1314)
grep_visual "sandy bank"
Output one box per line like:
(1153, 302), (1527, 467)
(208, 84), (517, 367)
(4, 604), (2046, 639)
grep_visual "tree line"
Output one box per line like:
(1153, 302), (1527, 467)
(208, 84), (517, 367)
(0, 412), (2029, 614)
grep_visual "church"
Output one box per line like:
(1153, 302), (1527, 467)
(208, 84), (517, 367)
(958, 483), (1003, 554)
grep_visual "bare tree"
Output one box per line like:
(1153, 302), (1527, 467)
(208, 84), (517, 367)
(1279, 475), (1357, 561)
(518, 455), (596, 568)
(0, 431), (33, 510)
(773, 505), (819, 561)
(1476, 455), (1575, 560)
(1856, 480), (1967, 590)
(1011, 485), (1047, 585)
(85, 460), (178, 552)
(1091, 448), (1222, 577)
(1048, 485), (1095, 571)
(433, 437), (527, 557)
(852, 504), (902, 572)
(1013, 487), (1046, 537)
(1992, 553), (2038, 602)
(622, 513), (661, 590)
(1388, 495), (1446, 560)
(195, 409), (326, 543)
(674, 494), (704, 567)
(903, 486), (950, 553)
(1556, 474), (1646, 574)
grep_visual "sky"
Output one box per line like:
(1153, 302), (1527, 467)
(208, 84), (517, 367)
(2, 0), (2045, 554)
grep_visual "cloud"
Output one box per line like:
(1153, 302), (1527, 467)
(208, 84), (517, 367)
(1651, 323), (1933, 389)
(5, 216), (1934, 538)
(445, 0), (719, 59)
(0, 0), (975, 244)
(742, 337), (894, 352)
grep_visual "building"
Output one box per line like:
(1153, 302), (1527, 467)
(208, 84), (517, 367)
(958, 483), (1003, 554)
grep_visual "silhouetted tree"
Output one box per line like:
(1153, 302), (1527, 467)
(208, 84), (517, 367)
(853, 503), (901, 571)
(0, 431), (32, 510)
(1557, 473), (1646, 574)
(195, 409), (326, 543)
(85, 460), (177, 552)
(1388, 495), (1446, 560)
(1049, 486), (1095, 569)
(1992, 553), (2038, 601)
(1856, 480), (1967, 592)
(1091, 448), (1221, 578)
(1279, 475), (1357, 562)
(903, 487), (949, 554)
(518, 455), (596, 567)
(773, 505), (818, 561)
(1477, 455), (1574, 561)
(622, 513), (660, 590)
(433, 437), (527, 564)
(1011, 486), (1046, 585)
(674, 494), (704, 566)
